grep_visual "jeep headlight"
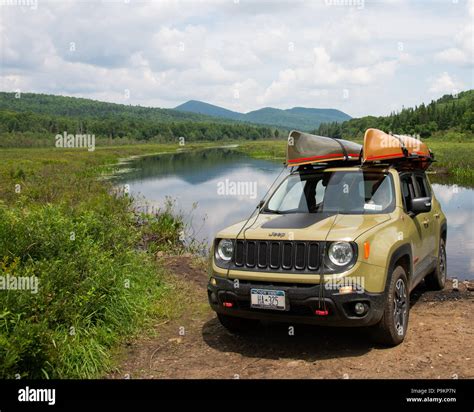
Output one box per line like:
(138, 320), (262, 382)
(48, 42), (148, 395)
(216, 239), (233, 261)
(328, 242), (354, 266)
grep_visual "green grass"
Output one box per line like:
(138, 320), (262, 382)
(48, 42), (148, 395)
(0, 143), (214, 378)
(425, 141), (474, 185)
(0, 136), (472, 378)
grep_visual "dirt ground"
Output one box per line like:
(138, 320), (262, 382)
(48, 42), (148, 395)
(109, 256), (473, 379)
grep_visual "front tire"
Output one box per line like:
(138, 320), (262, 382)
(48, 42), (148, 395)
(425, 238), (447, 290)
(372, 266), (409, 346)
(217, 314), (259, 334)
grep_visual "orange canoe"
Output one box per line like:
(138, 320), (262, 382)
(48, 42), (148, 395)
(362, 128), (432, 166)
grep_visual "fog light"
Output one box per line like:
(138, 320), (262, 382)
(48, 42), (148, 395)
(354, 302), (367, 315)
(210, 277), (217, 286)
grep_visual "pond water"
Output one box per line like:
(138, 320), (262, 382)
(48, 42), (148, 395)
(114, 148), (474, 280)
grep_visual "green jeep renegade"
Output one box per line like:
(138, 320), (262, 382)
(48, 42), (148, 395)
(207, 129), (447, 346)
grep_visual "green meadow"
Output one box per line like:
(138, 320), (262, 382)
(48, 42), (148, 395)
(0, 134), (472, 378)
(0, 143), (212, 378)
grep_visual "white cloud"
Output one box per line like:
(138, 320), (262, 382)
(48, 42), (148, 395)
(428, 72), (464, 94)
(436, 48), (470, 65)
(435, 25), (473, 66)
(435, 0), (473, 67)
(0, 0), (472, 116)
(258, 46), (398, 106)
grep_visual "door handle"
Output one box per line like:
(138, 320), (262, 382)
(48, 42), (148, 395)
(434, 213), (440, 219)
(423, 219), (429, 228)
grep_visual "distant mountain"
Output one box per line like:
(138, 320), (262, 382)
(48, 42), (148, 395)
(175, 100), (243, 121)
(245, 106), (351, 131)
(175, 100), (351, 131)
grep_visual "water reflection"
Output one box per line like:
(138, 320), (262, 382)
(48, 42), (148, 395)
(114, 148), (285, 243)
(114, 148), (473, 280)
(431, 183), (474, 281)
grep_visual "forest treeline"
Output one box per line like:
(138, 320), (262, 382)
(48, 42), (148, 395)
(0, 90), (472, 147)
(315, 90), (473, 140)
(0, 92), (279, 146)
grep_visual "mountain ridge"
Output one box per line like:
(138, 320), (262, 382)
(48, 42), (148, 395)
(175, 100), (351, 131)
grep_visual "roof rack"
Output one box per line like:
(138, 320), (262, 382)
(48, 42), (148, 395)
(295, 162), (350, 172)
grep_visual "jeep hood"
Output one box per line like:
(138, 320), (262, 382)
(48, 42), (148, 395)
(216, 212), (391, 242)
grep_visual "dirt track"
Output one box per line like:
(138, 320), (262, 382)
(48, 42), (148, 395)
(110, 257), (473, 379)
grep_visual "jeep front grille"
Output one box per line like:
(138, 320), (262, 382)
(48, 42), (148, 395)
(233, 240), (320, 273)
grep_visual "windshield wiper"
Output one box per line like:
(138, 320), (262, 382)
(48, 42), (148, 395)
(263, 208), (284, 214)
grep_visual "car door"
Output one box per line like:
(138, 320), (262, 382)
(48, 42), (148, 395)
(413, 172), (437, 270)
(399, 172), (424, 286)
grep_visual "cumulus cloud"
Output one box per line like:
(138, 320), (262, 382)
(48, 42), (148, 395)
(435, 24), (473, 67)
(435, 0), (473, 67)
(258, 46), (397, 105)
(0, 0), (472, 116)
(428, 72), (464, 94)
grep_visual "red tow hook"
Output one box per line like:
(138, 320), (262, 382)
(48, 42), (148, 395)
(315, 309), (329, 316)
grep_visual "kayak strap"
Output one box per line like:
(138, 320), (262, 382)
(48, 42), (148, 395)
(328, 136), (348, 160)
(391, 134), (409, 157)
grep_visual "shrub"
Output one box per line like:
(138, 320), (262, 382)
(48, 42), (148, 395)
(0, 197), (167, 378)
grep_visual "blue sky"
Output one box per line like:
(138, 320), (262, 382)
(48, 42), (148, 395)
(0, 0), (472, 117)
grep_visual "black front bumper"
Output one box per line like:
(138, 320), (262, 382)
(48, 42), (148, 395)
(208, 277), (385, 327)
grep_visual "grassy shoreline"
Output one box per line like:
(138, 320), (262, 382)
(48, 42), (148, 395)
(0, 143), (213, 378)
(0, 138), (472, 378)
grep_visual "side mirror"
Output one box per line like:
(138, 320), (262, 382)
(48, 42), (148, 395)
(410, 197), (432, 215)
(257, 199), (265, 209)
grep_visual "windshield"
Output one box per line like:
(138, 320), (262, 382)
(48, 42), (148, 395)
(265, 171), (395, 214)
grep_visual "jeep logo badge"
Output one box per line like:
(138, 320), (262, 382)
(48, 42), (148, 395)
(269, 232), (285, 238)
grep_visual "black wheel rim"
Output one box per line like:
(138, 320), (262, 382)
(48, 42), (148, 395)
(393, 278), (407, 336)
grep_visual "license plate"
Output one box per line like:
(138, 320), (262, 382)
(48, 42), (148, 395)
(250, 289), (286, 311)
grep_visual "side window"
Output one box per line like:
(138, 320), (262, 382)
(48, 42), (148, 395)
(315, 179), (325, 204)
(415, 174), (431, 198)
(400, 174), (415, 211)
